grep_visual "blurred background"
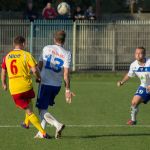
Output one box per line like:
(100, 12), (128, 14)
(0, 0), (150, 72)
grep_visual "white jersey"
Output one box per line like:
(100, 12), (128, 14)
(39, 45), (71, 86)
(128, 58), (150, 87)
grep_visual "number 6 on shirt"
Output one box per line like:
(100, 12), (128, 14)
(10, 60), (18, 75)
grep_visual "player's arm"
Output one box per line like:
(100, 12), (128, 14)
(30, 65), (41, 83)
(64, 67), (70, 90)
(28, 54), (41, 82)
(38, 61), (43, 71)
(117, 73), (130, 87)
(64, 68), (75, 104)
(117, 63), (135, 87)
(1, 68), (7, 90)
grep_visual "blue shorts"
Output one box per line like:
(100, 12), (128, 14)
(135, 86), (150, 104)
(36, 84), (61, 109)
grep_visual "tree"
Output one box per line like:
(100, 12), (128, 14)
(0, 0), (26, 11)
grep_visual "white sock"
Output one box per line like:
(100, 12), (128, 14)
(131, 106), (139, 121)
(41, 119), (47, 129)
(40, 109), (47, 129)
(44, 112), (62, 130)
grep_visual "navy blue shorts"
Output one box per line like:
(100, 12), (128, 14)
(36, 84), (61, 109)
(135, 86), (150, 104)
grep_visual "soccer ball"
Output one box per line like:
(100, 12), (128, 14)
(57, 2), (70, 15)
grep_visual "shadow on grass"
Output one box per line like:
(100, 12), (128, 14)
(63, 133), (150, 139)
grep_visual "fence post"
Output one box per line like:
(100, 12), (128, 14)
(30, 21), (34, 54)
(72, 21), (76, 71)
(112, 22), (116, 72)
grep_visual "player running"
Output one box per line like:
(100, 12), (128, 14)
(34, 30), (75, 139)
(117, 47), (150, 125)
(1, 36), (50, 139)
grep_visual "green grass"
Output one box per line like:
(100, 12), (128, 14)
(1, 73), (150, 150)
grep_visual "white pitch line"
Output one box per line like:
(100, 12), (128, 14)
(67, 125), (150, 128)
(1, 125), (150, 128)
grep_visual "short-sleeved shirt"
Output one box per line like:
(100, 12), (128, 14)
(1, 49), (37, 94)
(39, 45), (71, 86)
(128, 58), (150, 88)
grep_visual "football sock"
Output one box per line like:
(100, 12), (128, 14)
(36, 110), (47, 136)
(28, 113), (46, 135)
(24, 113), (30, 126)
(36, 119), (47, 137)
(40, 110), (47, 129)
(44, 111), (61, 130)
(41, 119), (47, 129)
(131, 106), (139, 121)
(40, 109), (61, 129)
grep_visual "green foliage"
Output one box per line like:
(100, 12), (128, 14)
(1, 0), (150, 13)
(0, 0), (94, 11)
(101, 0), (124, 13)
(0, 0), (26, 11)
(143, 0), (150, 12)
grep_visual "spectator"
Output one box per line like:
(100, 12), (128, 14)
(73, 6), (85, 20)
(23, 2), (38, 22)
(85, 6), (96, 20)
(42, 2), (57, 19)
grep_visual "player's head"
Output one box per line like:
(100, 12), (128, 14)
(54, 30), (66, 45)
(13, 36), (26, 49)
(134, 47), (146, 61)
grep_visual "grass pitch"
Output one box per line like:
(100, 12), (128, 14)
(0, 73), (150, 150)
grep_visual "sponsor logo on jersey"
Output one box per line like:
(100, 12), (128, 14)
(8, 54), (21, 59)
(134, 67), (150, 72)
(52, 50), (64, 58)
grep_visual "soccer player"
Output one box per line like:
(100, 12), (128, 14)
(1, 36), (50, 139)
(117, 47), (150, 125)
(34, 30), (75, 139)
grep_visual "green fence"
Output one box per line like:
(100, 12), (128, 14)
(1, 20), (150, 71)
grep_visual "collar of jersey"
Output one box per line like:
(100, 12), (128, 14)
(137, 58), (146, 66)
(13, 49), (22, 51)
(55, 43), (63, 47)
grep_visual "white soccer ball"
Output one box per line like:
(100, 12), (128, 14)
(57, 2), (70, 15)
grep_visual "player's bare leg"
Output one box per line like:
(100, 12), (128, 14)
(127, 95), (143, 125)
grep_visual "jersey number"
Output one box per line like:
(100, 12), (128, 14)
(10, 60), (18, 75)
(45, 55), (64, 73)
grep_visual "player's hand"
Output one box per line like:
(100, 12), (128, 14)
(36, 78), (41, 83)
(146, 86), (150, 92)
(2, 84), (7, 91)
(65, 90), (75, 104)
(117, 81), (123, 87)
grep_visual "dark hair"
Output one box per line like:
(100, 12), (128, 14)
(137, 47), (146, 54)
(14, 36), (25, 45)
(54, 30), (66, 44)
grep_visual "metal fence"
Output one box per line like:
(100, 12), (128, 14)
(1, 20), (150, 71)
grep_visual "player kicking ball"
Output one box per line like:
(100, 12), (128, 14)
(1, 36), (50, 139)
(117, 47), (150, 125)
(34, 30), (75, 139)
